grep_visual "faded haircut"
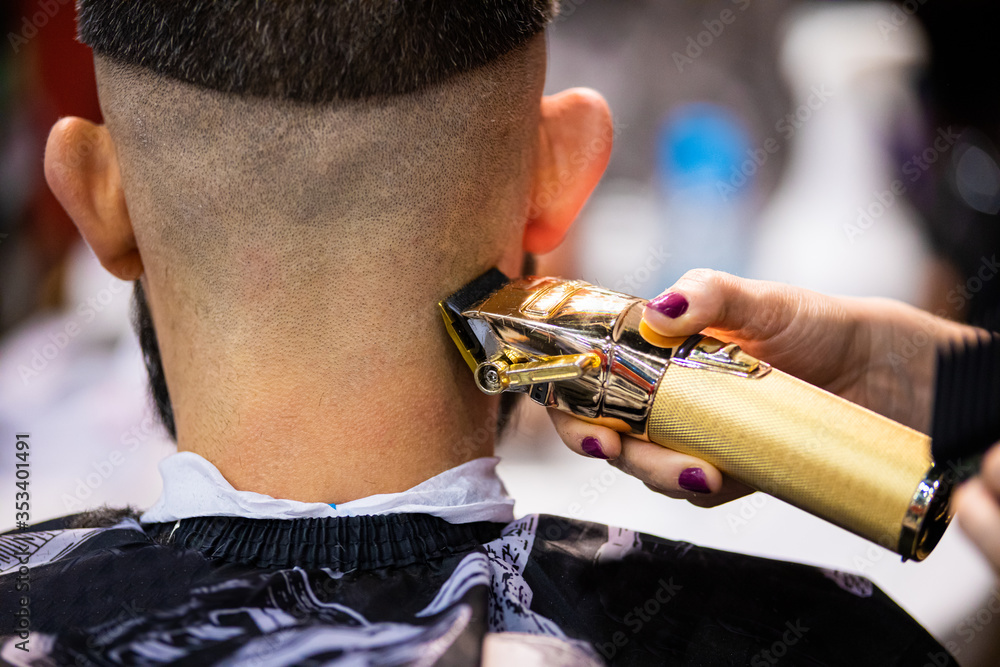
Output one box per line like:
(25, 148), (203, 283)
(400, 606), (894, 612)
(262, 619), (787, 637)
(77, 1), (554, 103)
(78, 1), (555, 440)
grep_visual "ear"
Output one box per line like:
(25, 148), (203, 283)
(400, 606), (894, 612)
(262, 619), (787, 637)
(44, 117), (143, 281)
(523, 88), (612, 255)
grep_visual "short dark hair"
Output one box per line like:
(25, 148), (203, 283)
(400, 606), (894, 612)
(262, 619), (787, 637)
(80, 2), (554, 441)
(78, 0), (554, 103)
(131, 282), (176, 439)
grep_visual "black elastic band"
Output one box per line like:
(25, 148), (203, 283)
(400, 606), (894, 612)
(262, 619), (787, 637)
(143, 514), (505, 570)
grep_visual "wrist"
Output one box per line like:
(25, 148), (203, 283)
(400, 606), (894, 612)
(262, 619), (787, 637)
(852, 297), (981, 432)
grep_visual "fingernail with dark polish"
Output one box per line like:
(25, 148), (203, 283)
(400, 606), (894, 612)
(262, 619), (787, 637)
(582, 436), (608, 459)
(647, 292), (689, 319)
(678, 467), (711, 493)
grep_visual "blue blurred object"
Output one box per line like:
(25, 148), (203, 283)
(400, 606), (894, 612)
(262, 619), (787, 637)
(656, 103), (754, 280)
(659, 103), (751, 192)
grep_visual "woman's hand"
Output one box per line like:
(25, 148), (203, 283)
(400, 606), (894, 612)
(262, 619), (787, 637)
(549, 268), (977, 507)
(955, 444), (1000, 571)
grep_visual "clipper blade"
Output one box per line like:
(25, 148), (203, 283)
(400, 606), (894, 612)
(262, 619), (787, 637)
(439, 268), (511, 372)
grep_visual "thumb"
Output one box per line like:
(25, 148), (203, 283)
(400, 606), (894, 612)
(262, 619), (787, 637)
(641, 269), (801, 343)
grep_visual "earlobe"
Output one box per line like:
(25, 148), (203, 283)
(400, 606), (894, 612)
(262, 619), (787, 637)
(523, 88), (613, 255)
(44, 117), (143, 281)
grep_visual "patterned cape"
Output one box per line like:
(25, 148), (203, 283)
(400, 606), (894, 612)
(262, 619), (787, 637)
(0, 511), (955, 665)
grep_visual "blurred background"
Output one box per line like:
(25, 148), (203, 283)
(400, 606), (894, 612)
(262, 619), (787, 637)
(2, 0), (999, 663)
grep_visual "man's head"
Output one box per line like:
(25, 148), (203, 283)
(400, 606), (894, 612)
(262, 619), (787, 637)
(44, 1), (612, 453)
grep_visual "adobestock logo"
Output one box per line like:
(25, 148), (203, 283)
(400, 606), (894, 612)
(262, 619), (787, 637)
(717, 85), (835, 201)
(594, 577), (683, 661)
(845, 126), (959, 244)
(945, 254), (999, 314)
(17, 277), (129, 385)
(612, 246), (671, 294)
(878, 0), (932, 41)
(7, 0), (73, 54)
(60, 414), (164, 512)
(749, 619), (810, 666)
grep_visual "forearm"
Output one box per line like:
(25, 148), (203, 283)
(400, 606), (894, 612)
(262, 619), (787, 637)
(850, 297), (984, 433)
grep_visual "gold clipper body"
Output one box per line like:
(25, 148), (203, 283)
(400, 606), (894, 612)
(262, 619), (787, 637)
(439, 270), (952, 561)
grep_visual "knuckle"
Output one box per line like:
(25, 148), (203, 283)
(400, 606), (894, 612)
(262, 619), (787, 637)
(610, 455), (639, 480)
(679, 267), (718, 289)
(984, 443), (1000, 472)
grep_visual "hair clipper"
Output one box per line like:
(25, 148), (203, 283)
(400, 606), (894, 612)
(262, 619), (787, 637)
(439, 269), (953, 560)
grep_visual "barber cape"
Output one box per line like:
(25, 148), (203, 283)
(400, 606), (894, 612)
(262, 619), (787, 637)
(1, 453), (954, 666)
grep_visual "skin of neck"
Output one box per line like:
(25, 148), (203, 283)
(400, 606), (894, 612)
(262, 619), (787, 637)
(145, 241), (528, 504)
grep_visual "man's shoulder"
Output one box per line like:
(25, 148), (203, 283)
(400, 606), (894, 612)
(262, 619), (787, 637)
(0, 507), (213, 639)
(1, 507), (152, 576)
(2, 506), (142, 536)
(505, 514), (951, 665)
(515, 512), (869, 592)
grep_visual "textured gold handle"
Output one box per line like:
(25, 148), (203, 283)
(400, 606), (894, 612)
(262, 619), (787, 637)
(647, 363), (944, 558)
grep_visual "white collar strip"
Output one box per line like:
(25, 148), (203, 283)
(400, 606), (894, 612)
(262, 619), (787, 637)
(139, 451), (515, 526)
